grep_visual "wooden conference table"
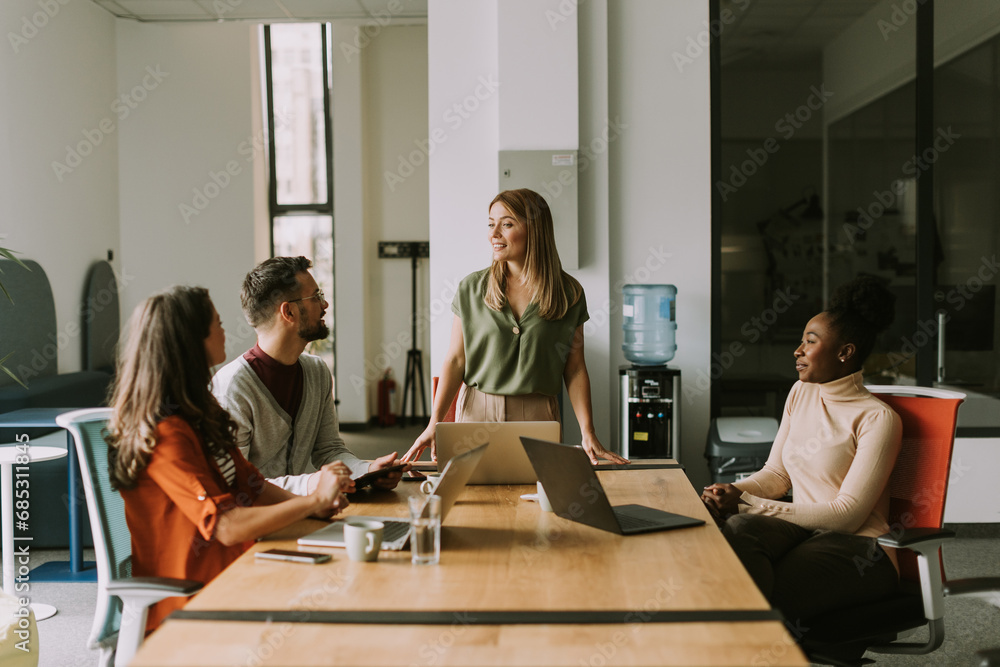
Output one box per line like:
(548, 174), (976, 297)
(131, 464), (807, 666)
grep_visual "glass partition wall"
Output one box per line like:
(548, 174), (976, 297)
(929, 38), (1000, 394)
(827, 31), (1000, 395)
(826, 81), (918, 382)
(715, 0), (903, 418)
(715, 1), (1000, 418)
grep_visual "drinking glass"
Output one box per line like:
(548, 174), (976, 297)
(409, 494), (441, 565)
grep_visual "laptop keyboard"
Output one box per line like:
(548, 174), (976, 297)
(382, 520), (411, 542)
(613, 509), (661, 531)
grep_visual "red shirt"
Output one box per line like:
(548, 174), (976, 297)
(244, 343), (304, 419)
(120, 416), (266, 631)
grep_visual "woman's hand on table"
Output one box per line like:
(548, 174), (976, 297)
(310, 462), (352, 519)
(581, 432), (629, 465)
(401, 424), (437, 463)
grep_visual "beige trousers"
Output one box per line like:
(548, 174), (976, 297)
(456, 384), (561, 433)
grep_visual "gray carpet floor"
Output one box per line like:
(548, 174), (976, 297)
(24, 423), (1000, 666)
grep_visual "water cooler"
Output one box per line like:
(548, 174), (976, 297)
(619, 365), (681, 461)
(619, 284), (680, 462)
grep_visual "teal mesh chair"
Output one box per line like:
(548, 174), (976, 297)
(56, 409), (201, 667)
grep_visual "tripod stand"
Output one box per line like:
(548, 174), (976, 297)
(377, 241), (428, 426)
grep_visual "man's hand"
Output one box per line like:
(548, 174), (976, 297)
(368, 452), (408, 490)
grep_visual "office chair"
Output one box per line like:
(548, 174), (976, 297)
(55, 409), (202, 667)
(802, 385), (966, 666)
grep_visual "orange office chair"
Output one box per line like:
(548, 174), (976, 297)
(431, 376), (459, 423)
(803, 385), (966, 666)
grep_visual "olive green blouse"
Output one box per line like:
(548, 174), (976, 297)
(453, 269), (589, 396)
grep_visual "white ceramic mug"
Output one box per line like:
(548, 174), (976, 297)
(535, 482), (552, 512)
(420, 472), (443, 495)
(344, 519), (384, 562)
(536, 482), (553, 512)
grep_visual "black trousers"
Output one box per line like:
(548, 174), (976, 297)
(722, 514), (899, 622)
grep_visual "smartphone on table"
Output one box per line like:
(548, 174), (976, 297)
(255, 548), (331, 564)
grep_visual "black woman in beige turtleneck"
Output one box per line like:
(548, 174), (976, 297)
(702, 276), (902, 621)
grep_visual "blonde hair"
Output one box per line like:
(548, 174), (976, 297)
(106, 286), (238, 490)
(484, 189), (581, 321)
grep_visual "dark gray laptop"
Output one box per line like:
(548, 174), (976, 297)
(520, 437), (705, 535)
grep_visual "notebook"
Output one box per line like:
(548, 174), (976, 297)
(298, 443), (488, 551)
(520, 437), (705, 535)
(435, 421), (560, 484)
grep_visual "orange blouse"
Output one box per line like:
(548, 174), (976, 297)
(120, 416), (266, 632)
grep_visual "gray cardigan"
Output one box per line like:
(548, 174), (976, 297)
(212, 353), (369, 495)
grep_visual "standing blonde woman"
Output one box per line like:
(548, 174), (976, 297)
(107, 286), (351, 633)
(403, 189), (626, 464)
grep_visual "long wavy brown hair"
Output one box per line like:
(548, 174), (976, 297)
(106, 285), (238, 490)
(484, 189), (581, 320)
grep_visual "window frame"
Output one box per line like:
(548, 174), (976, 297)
(263, 23), (335, 225)
(262, 23), (338, 384)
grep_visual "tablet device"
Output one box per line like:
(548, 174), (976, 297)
(352, 463), (407, 490)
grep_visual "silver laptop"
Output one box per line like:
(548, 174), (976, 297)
(298, 443), (488, 551)
(521, 437), (705, 535)
(436, 421), (560, 484)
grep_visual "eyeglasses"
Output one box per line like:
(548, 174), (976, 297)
(289, 289), (325, 304)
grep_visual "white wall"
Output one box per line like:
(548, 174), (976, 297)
(428, 0), (714, 479)
(609, 0), (713, 485)
(331, 22), (368, 424)
(945, 437), (1000, 523)
(361, 26), (430, 421)
(497, 0), (584, 439)
(825, 0), (1000, 123)
(2, 2), (714, 474)
(116, 22), (257, 364)
(0, 0), (119, 375)
(428, 0), (597, 442)
(114, 19), (421, 426)
(497, 0), (578, 150)
(573, 0), (612, 448)
(427, 0), (501, 371)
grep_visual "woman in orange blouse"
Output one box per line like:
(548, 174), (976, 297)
(107, 285), (352, 632)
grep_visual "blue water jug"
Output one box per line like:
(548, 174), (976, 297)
(622, 284), (676, 365)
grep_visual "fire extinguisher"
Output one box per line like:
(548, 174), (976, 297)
(377, 369), (396, 427)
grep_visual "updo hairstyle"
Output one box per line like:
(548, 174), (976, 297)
(825, 275), (896, 367)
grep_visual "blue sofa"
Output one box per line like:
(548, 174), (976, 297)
(0, 259), (118, 547)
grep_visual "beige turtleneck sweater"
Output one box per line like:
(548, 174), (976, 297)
(736, 372), (902, 553)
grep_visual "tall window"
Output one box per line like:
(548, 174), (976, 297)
(263, 24), (336, 383)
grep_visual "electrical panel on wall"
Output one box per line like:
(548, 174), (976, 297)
(498, 150), (579, 269)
